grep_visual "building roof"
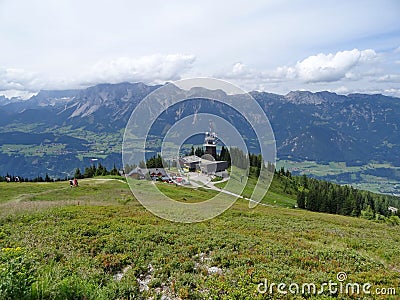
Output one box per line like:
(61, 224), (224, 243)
(148, 168), (167, 177)
(127, 167), (145, 176)
(199, 159), (226, 165)
(180, 155), (201, 164)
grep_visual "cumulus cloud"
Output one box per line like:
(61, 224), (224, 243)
(222, 62), (260, 80)
(231, 62), (247, 76)
(377, 74), (400, 83)
(0, 54), (196, 92)
(278, 49), (378, 83)
(223, 49), (380, 87)
(82, 54), (196, 86)
(215, 48), (400, 97)
(0, 68), (43, 91)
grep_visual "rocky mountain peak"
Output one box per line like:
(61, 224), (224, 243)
(284, 90), (343, 105)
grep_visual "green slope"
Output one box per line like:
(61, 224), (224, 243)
(0, 179), (398, 299)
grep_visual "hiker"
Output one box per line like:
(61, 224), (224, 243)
(69, 179), (74, 188)
(15, 176), (20, 183)
(6, 176), (10, 183)
(73, 178), (78, 187)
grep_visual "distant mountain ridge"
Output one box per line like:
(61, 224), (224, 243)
(251, 90), (400, 164)
(0, 82), (399, 182)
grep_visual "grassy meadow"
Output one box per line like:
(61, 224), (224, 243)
(0, 178), (399, 299)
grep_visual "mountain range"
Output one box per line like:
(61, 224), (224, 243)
(0, 82), (399, 189)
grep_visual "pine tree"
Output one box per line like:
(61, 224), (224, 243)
(343, 191), (356, 216)
(302, 174), (308, 189)
(146, 155), (165, 168)
(109, 163), (118, 175)
(220, 146), (231, 166)
(74, 168), (83, 179)
(361, 205), (375, 220)
(84, 165), (95, 178)
(279, 166), (285, 177)
(95, 163), (108, 176)
(305, 190), (317, 211)
(195, 147), (204, 157)
(297, 191), (306, 208)
(45, 173), (51, 182)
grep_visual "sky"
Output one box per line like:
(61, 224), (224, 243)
(0, 0), (399, 98)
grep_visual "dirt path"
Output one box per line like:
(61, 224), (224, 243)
(85, 178), (128, 184)
(206, 183), (272, 207)
(186, 173), (271, 207)
(11, 186), (69, 202)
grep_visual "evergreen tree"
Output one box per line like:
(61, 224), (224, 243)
(361, 205), (375, 220)
(230, 147), (248, 170)
(220, 146), (231, 166)
(297, 191), (306, 209)
(45, 173), (51, 182)
(146, 155), (165, 168)
(35, 176), (44, 182)
(279, 167), (285, 177)
(302, 174), (308, 189)
(110, 163), (119, 176)
(84, 165), (95, 178)
(305, 190), (317, 211)
(296, 172), (399, 220)
(74, 168), (83, 179)
(343, 191), (356, 216)
(195, 147), (204, 157)
(95, 163), (108, 176)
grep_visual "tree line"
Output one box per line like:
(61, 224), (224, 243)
(188, 145), (231, 163)
(129, 147), (276, 174)
(1, 163), (120, 182)
(296, 174), (399, 219)
(75, 163), (119, 179)
(0, 173), (63, 183)
(247, 160), (399, 223)
(124, 146), (234, 172)
(129, 147), (273, 172)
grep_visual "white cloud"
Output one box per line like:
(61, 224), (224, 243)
(231, 62), (247, 76)
(332, 86), (350, 94)
(280, 49), (378, 83)
(383, 88), (400, 97)
(0, 54), (196, 91)
(80, 54), (196, 86)
(222, 62), (260, 80)
(0, 68), (43, 91)
(1, 1), (399, 97)
(0, 89), (38, 100)
(215, 47), (400, 97)
(377, 74), (400, 83)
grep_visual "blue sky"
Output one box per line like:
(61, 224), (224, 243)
(0, 0), (399, 97)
